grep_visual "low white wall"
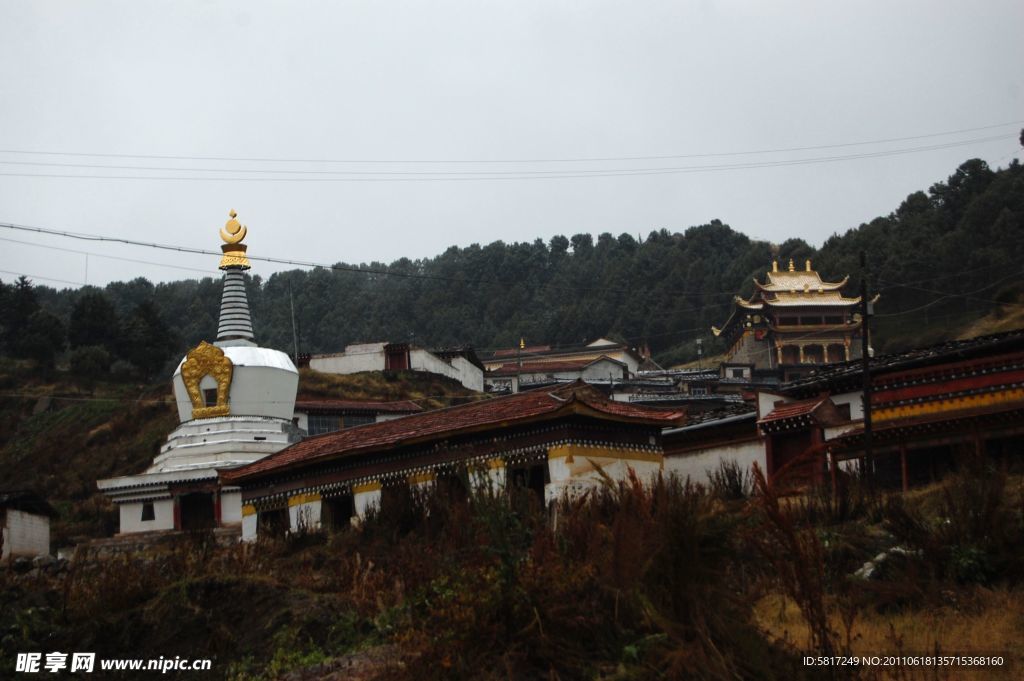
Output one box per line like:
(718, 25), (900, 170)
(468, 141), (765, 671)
(220, 489), (243, 525)
(411, 350), (483, 391)
(3, 509), (50, 558)
(664, 441), (765, 486)
(310, 349), (385, 374)
(450, 356), (484, 392)
(241, 511), (257, 542)
(118, 499), (175, 534)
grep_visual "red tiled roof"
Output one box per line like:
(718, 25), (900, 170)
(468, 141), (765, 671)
(759, 397), (826, 424)
(224, 382), (683, 483)
(294, 398), (423, 413)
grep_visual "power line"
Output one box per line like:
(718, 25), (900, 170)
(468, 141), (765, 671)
(0, 120), (1019, 165)
(0, 235), (214, 275)
(0, 135), (1011, 182)
(0, 268), (83, 287)
(0, 221), (745, 300)
(0, 134), (1007, 177)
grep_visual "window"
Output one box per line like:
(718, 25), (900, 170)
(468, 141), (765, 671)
(691, 384), (708, 396)
(308, 413), (341, 435)
(258, 508), (289, 538)
(343, 413), (375, 429)
(203, 388), (218, 407)
(322, 495), (354, 531)
(140, 502), (155, 522)
(731, 369), (745, 378)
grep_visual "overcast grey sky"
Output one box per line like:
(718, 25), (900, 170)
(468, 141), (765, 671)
(0, 0), (1021, 288)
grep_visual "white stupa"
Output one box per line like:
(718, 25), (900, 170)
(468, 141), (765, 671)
(98, 212), (301, 534)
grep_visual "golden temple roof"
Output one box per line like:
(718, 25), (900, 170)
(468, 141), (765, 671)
(712, 258), (867, 336)
(768, 290), (861, 307)
(755, 258), (848, 293)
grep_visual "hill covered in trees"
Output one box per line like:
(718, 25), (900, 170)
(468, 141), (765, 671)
(2, 157), (1022, 373)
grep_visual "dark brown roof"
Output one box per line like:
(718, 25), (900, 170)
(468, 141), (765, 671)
(294, 399), (423, 414)
(492, 345), (552, 358)
(487, 356), (625, 377)
(783, 328), (1024, 397)
(224, 381), (683, 483)
(0, 490), (56, 517)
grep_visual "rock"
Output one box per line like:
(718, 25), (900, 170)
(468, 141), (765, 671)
(33, 554), (56, 568)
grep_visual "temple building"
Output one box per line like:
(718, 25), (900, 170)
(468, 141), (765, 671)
(98, 212), (301, 534)
(712, 259), (871, 379)
(222, 381), (684, 541)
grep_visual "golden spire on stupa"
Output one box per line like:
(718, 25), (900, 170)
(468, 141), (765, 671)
(219, 210), (251, 270)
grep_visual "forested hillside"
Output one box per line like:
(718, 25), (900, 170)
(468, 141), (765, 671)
(2, 157), (1022, 373)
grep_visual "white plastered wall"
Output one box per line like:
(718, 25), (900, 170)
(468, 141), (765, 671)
(545, 451), (663, 504)
(353, 487), (382, 520)
(289, 498), (322, 533)
(118, 499), (175, 534)
(220, 489), (243, 525)
(663, 441), (765, 485)
(241, 510), (257, 542)
(2, 509), (50, 558)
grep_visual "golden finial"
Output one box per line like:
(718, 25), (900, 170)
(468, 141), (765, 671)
(788, 258), (795, 272)
(219, 210), (251, 270)
(772, 260), (778, 273)
(519, 337), (525, 349)
(806, 259), (812, 272)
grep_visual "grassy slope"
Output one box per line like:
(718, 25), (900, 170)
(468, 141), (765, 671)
(955, 295), (1024, 340)
(0, 364), (484, 546)
(3, 471), (1022, 680)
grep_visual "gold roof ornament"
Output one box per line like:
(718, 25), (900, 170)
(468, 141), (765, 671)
(788, 258), (795, 272)
(219, 210), (251, 270)
(180, 341), (233, 419)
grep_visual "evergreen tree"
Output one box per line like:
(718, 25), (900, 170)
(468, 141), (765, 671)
(68, 290), (120, 352)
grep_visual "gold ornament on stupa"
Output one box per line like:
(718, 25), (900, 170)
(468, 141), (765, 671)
(219, 210), (251, 270)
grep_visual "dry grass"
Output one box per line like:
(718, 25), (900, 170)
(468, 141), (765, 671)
(669, 353), (726, 370)
(298, 368), (485, 410)
(753, 590), (1024, 681)
(955, 297), (1024, 340)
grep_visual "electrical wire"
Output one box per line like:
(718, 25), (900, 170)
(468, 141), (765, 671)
(0, 134), (1009, 182)
(0, 120), (1019, 164)
(0, 235), (213, 275)
(0, 221), (748, 299)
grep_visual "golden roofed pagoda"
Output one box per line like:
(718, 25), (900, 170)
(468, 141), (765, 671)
(712, 258), (870, 378)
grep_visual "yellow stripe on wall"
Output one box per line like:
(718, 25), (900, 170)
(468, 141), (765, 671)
(547, 443), (663, 464)
(875, 388), (1024, 423)
(287, 492), (322, 507)
(408, 471), (436, 485)
(352, 481), (382, 494)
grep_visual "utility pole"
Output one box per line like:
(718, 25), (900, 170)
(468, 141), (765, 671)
(859, 251), (874, 483)
(696, 338), (703, 371)
(515, 337), (524, 393)
(289, 281), (299, 365)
